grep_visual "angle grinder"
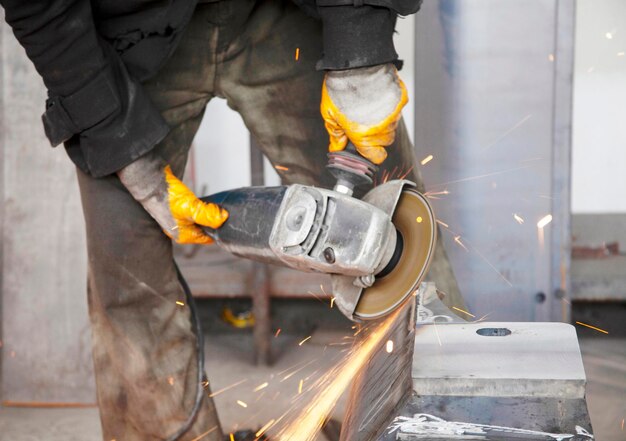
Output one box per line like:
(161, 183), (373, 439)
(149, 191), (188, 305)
(200, 144), (436, 321)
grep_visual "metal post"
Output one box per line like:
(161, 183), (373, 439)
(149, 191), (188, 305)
(250, 137), (272, 365)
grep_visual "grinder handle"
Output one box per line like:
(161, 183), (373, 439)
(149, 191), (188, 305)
(327, 141), (378, 195)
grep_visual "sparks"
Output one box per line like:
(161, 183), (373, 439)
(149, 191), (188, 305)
(256, 419), (276, 438)
(254, 382), (269, 392)
(452, 306), (476, 318)
(275, 165), (289, 171)
(202, 379), (210, 388)
(424, 190), (449, 199)
(295, 47), (300, 60)
(513, 213), (524, 224)
(299, 336), (312, 346)
(298, 379), (304, 394)
(275, 308), (402, 441)
(385, 340), (394, 353)
(454, 235), (469, 252)
(420, 154), (434, 165)
(436, 219), (449, 228)
(575, 321), (608, 334)
(621, 418), (624, 430)
(167, 376), (175, 386)
(330, 296), (335, 308)
(537, 214), (553, 229)
(208, 379), (248, 398)
(274, 328), (282, 338)
(236, 400), (248, 408)
(230, 434), (235, 441)
(416, 216), (423, 223)
(175, 301), (185, 306)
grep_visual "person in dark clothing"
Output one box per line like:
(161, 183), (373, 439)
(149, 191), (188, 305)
(1, 1), (462, 440)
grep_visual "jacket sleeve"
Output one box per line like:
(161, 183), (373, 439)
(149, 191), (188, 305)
(315, 0), (423, 70)
(1, 0), (169, 177)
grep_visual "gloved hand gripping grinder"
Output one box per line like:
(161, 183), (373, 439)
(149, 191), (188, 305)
(201, 146), (436, 321)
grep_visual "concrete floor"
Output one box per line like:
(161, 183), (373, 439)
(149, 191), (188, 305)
(0, 333), (624, 441)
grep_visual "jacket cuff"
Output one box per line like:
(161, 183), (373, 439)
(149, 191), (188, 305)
(316, 5), (398, 70)
(44, 43), (169, 177)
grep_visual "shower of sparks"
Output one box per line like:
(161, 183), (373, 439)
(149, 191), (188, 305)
(299, 336), (312, 346)
(236, 400), (248, 408)
(254, 382), (269, 392)
(229, 433), (235, 441)
(513, 213), (525, 224)
(428, 163), (536, 188)
(424, 190), (450, 199)
(275, 308), (402, 441)
(190, 426), (219, 441)
(202, 380), (210, 388)
(386, 340), (394, 353)
(330, 297), (335, 308)
(281, 359), (317, 381)
(274, 328), (281, 337)
(175, 301), (185, 306)
(537, 214), (553, 229)
(420, 154), (434, 165)
(208, 379), (248, 398)
(275, 165), (289, 171)
(454, 236), (469, 252)
(436, 219), (449, 228)
(575, 321), (608, 334)
(606, 32), (613, 39)
(548, 53), (555, 62)
(482, 114), (533, 151)
(257, 419), (276, 438)
(452, 306), (476, 318)
(472, 244), (513, 287)
(298, 379), (304, 394)
(295, 48), (300, 60)
(167, 376), (175, 386)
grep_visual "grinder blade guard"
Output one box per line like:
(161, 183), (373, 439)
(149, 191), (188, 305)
(200, 146), (436, 322)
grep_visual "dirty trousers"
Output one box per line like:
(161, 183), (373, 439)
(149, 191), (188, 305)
(76, 1), (463, 440)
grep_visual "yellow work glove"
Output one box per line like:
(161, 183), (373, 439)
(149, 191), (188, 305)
(118, 153), (228, 244)
(320, 63), (408, 165)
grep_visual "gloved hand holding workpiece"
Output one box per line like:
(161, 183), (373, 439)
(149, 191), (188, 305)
(321, 63), (408, 165)
(118, 153), (229, 244)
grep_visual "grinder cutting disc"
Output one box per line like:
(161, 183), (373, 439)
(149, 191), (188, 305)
(354, 189), (437, 320)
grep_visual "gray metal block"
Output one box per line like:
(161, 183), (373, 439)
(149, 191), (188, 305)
(412, 322), (587, 399)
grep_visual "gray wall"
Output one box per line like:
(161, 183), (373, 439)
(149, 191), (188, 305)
(0, 17), (95, 403)
(413, 0), (574, 322)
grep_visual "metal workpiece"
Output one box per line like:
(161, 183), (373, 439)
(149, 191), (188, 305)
(341, 283), (594, 440)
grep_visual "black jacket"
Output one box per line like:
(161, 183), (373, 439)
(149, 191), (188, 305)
(0, 0), (422, 177)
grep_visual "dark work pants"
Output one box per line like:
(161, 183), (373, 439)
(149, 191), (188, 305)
(77, 1), (463, 440)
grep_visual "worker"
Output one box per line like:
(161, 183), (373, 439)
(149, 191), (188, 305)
(0, 1), (462, 440)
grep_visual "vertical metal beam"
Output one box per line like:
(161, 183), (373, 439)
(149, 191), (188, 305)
(549, 0), (575, 322)
(249, 137), (272, 365)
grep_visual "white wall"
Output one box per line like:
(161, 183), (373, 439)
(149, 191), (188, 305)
(572, 0), (626, 213)
(191, 18), (417, 195)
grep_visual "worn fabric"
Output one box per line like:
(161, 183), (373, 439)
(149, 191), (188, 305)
(0, 0), (418, 178)
(77, 0), (462, 440)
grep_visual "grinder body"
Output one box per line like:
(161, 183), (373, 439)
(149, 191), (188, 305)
(201, 145), (436, 321)
(201, 185), (397, 280)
